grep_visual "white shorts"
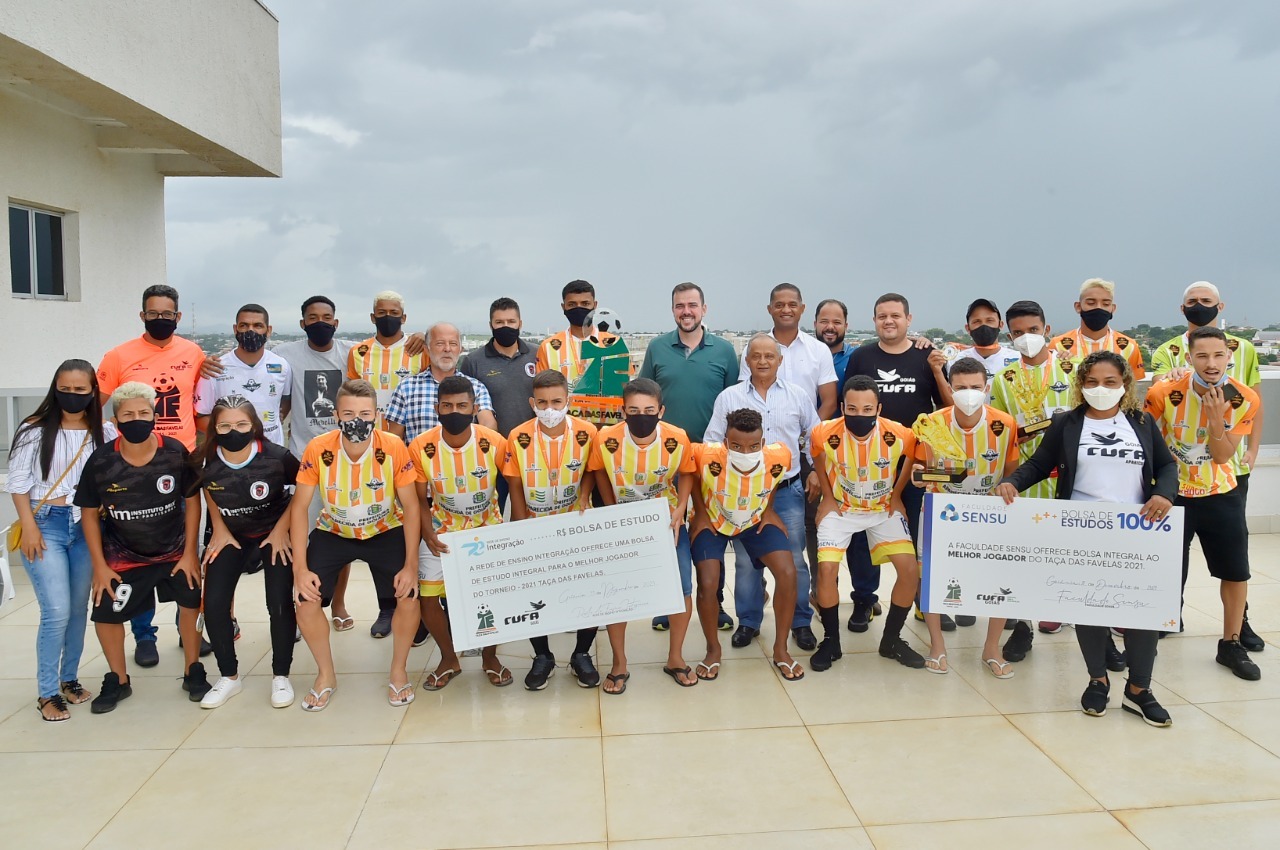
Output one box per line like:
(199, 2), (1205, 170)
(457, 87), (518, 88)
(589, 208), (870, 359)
(816, 510), (914, 565)
(417, 541), (445, 598)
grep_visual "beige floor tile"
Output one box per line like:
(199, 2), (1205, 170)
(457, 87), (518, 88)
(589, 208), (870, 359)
(866, 812), (1144, 848)
(783, 650), (998, 725)
(0, 672), (210, 751)
(1114, 799), (1280, 850)
(610, 827), (873, 849)
(597, 614), (732, 665)
(0, 622), (102, 678)
(182, 672), (410, 748)
(1145, 635), (1280, 703)
(1009, 705), (1280, 809)
(88, 745), (388, 850)
(902, 617), (1080, 650)
(1233, 582), (1280, 632)
(1197, 698), (1280, 757)
(347, 738), (606, 849)
(74, 629), (270, 681)
(811, 715), (1099, 825)
(0, 749), (170, 847)
(600, 658), (802, 735)
(0, 594), (52, 625)
(260, 624), (436, 676)
(0, 677), (36, 722)
(603, 727), (859, 841)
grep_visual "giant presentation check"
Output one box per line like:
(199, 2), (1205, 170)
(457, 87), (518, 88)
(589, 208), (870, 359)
(439, 501), (685, 650)
(921, 493), (1184, 630)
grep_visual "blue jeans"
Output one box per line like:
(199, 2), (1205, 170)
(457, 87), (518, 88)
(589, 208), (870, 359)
(733, 477), (811, 629)
(130, 605), (158, 643)
(19, 505), (92, 698)
(848, 483), (924, 603)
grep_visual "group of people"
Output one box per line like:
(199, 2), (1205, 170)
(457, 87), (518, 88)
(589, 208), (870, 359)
(7, 276), (1265, 729)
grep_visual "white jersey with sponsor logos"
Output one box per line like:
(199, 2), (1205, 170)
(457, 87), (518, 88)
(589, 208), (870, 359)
(195, 349), (292, 446)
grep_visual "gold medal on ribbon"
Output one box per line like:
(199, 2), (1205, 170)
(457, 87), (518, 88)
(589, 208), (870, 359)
(912, 413), (969, 484)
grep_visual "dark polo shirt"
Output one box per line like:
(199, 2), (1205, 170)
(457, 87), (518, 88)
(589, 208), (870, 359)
(637, 328), (740, 443)
(459, 338), (537, 436)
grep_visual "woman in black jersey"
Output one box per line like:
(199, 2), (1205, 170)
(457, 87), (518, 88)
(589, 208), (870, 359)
(198, 396), (300, 709)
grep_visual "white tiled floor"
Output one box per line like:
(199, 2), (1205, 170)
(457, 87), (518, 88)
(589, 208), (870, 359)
(2, 543), (1279, 848)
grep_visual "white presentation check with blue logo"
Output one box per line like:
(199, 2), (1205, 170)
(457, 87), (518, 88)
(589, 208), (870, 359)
(920, 493), (1184, 630)
(439, 500), (685, 650)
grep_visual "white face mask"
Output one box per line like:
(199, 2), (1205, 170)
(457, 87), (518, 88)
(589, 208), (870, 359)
(1082, 386), (1126, 411)
(1012, 333), (1046, 358)
(952, 389), (986, 416)
(727, 449), (763, 473)
(534, 407), (567, 429)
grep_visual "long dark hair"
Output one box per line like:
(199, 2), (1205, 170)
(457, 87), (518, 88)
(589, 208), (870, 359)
(11, 359), (105, 480)
(198, 395), (267, 468)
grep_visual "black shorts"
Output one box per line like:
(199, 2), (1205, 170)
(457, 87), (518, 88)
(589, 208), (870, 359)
(301, 526), (413, 605)
(91, 561), (203, 624)
(1177, 487), (1250, 582)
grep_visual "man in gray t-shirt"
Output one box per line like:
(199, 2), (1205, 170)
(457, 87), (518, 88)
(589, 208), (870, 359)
(275, 329), (353, 458)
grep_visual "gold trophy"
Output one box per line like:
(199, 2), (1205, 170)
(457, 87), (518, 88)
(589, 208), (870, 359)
(1012, 367), (1052, 440)
(912, 413), (969, 484)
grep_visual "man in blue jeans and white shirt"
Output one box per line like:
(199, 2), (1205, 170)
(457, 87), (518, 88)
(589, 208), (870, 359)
(708, 333), (820, 650)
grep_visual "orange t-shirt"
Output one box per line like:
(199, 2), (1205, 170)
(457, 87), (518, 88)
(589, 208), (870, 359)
(501, 416), (598, 516)
(1145, 374), (1259, 497)
(1049, 328), (1146, 380)
(97, 335), (206, 450)
(810, 417), (915, 513)
(694, 442), (792, 535)
(911, 407), (1019, 495)
(589, 422), (695, 513)
(296, 430), (417, 539)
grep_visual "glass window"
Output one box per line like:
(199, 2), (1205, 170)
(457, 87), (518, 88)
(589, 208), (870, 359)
(8, 206), (29, 296)
(8, 204), (65, 299)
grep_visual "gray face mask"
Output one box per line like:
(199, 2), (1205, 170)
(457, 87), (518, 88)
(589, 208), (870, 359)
(338, 418), (374, 442)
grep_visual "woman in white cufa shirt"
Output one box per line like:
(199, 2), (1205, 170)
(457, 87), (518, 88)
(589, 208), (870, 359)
(7, 359), (115, 721)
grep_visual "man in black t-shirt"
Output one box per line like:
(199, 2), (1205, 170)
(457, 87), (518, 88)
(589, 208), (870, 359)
(74, 383), (208, 713)
(840, 293), (954, 632)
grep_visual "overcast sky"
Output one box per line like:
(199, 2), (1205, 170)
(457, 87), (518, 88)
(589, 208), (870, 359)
(165, 1), (1280, 337)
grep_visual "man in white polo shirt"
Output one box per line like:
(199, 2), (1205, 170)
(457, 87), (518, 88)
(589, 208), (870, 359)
(740, 283), (839, 418)
(196, 303), (291, 445)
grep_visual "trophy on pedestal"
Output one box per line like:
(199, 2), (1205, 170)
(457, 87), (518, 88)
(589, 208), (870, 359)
(912, 414), (969, 484)
(1012, 367), (1053, 441)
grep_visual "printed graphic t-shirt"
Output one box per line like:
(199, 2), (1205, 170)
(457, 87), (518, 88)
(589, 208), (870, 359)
(97, 335), (206, 450)
(1073, 414), (1145, 504)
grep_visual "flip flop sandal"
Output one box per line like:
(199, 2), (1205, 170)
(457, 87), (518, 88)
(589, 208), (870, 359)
(774, 660), (805, 682)
(422, 669), (461, 692)
(662, 666), (697, 687)
(331, 616), (355, 632)
(301, 686), (335, 712)
(925, 654), (949, 674)
(604, 672), (631, 695)
(695, 661), (720, 681)
(983, 657), (1016, 679)
(483, 665), (514, 687)
(388, 681), (416, 707)
(60, 680), (92, 704)
(37, 696), (70, 722)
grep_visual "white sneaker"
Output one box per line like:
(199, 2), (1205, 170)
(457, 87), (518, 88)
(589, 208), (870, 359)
(271, 676), (295, 709)
(200, 676), (243, 709)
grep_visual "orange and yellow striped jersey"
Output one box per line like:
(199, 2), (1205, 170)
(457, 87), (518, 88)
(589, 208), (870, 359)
(694, 442), (792, 536)
(408, 424), (507, 533)
(501, 416), (598, 516)
(912, 407), (1019, 495)
(589, 422), (695, 513)
(1145, 373), (1259, 497)
(1049, 328), (1145, 380)
(297, 430), (417, 539)
(346, 336), (425, 426)
(810, 417), (915, 513)
(535, 331), (588, 387)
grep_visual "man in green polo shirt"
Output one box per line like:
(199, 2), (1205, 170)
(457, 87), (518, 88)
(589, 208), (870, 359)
(638, 281), (740, 630)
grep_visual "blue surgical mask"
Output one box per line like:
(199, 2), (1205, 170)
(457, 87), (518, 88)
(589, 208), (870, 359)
(1191, 371), (1227, 389)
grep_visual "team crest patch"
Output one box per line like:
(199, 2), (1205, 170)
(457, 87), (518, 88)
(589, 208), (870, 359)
(883, 431), (897, 446)
(1228, 338), (1240, 352)
(605, 437), (619, 453)
(575, 431), (590, 447)
(549, 338), (563, 350)
(423, 442), (437, 459)
(157, 475), (175, 494)
(1118, 337), (1129, 349)
(1002, 370), (1016, 382)
(1169, 344), (1181, 358)
(375, 448), (386, 464)
(250, 481), (269, 501)
(1059, 337), (1074, 350)
(708, 462), (723, 476)
(1061, 361), (1074, 374)
(524, 362), (536, 377)
(516, 432), (532, 449)
(1169, 390), (1184, 407)
(1229, 393), (1244, 409)
(357, 344), (369, 356)
(827, 433), (841, 449)
(770, 464), (784, 477)
(321, 450), (335, 466)
(478, 438), (491, 453)
(990, 420), (1006, 436)
(664, 437), (678, 453)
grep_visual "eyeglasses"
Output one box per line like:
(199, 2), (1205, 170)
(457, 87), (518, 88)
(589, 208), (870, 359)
(214, 423), (253, 435)
(143, 311), (178, 321)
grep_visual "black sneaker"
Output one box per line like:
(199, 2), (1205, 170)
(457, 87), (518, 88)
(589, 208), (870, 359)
(232, 618), (241, 642)
(134, 639), (159, 668)
(652, 616), (670, 632)
(879, 637), (926, 669)
(811, 636), (843, 672)
(370, 610), (393, 639)
(847, 600), (875, 633)
(1217, 639), (1262, 681)
(524, 654), (556, 691)
(1004, 618), (1018, 630)
(955, 615), (977, 627)
(730, 625), (759, 648)
(1240, 614), (1265, 653)
(791, 626), (818, 651)
(182, 662), (212, 702)
(412, 622), (430, 647)
(873, 602), (883, 616)
(717, 608), (734, 631)
(1081, 678), (1110, 716)
(1122, 686), (1172, 727)
(940, 614), (956, 632)
(1002, 621), (1034, 662)
(569, 652), (600, 688)
(1106, 643), (1127, 672)
(91, 672), (133, 714)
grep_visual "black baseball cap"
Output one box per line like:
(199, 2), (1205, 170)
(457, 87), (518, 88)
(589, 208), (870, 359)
(965, 298), (1000, 321)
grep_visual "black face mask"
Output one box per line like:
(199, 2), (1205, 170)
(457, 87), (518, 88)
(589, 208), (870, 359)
(626, 413), (660, 439)
(219, 429), (255, 452)
(236, 331), (268, 353)
(144, 318), (177, 341)
(844, 414), (877, 437)
(55, 390), (95, 414)
(492, 325), (521, 348)
(118, 419), (155, 444)
(1183, 303), (1220, 327)
(439, 412), (473, 436)
(969, 325), (1000, 347)
(1079, 308), (1112, 332)
(375, 315), (403, 337)
(338, 418), (375, 443)
(304, 321), (336, 347)
(564, 306), (592, 327)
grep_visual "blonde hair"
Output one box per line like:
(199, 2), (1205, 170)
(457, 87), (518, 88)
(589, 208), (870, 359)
(372, 290), (405, 311)
(111, 381), (156, 406)
(1068, 351), (1143, 415)
(1079, 278), (1115, 297)
(1184, 280), (1220, 301)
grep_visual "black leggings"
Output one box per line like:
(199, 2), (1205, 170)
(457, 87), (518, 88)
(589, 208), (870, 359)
(204, 535), (296, 677)
(1076, 625), (1158, 689)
